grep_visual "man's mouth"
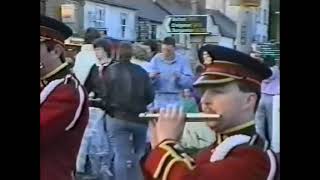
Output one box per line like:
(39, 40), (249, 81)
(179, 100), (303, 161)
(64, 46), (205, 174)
(201, 110), (221, 121)
(202, 109), (217, 115)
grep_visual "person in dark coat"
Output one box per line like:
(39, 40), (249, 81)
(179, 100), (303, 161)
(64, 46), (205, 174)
(102, 42), (155, 180)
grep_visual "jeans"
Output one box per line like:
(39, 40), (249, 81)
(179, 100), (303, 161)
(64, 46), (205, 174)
(106, 115), (147, 180)
(76, 107), (113, 180)
(255, 94), (274, 142)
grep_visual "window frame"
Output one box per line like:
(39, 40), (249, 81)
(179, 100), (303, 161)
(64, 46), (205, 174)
(120, 13), (128, 39)
(255, 8), (261, 24)
(94, 6), (105, 28)
(263, 9), (268, 25)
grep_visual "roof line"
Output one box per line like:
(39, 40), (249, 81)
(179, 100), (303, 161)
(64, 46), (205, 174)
(153, 1), (172, 15)
(206, 9), (236, 39)
(138, 17), (162, 24)
(87, 0), (138, 10)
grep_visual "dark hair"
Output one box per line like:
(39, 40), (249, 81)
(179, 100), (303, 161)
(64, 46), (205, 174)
(198, 45), (215, 65)
(163, 36), (176, 47)
(93, 38), (112, 58)
(84, 28), (101, 44)
(143, 39), (159, 53)
(119, 42), (133, 62)
(236, 81), (261, 112)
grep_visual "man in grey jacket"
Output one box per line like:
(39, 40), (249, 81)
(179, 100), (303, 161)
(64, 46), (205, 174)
(102, 42), (155, 180)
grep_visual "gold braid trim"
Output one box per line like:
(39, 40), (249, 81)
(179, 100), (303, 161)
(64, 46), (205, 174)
(153, 151), (171, 179)
(40, 36), (65, 46)
(159, 144), (194, 170)
(202, 72), (261, 86)
(41, 62), (69, 81)
(194, 77), (236, 85)
(216, 121), (255, 144)
(159, 140), (177, 146)
(151, 140), (179, 179)
(222, 121), (255, 134)
(162, 159), (183, 180)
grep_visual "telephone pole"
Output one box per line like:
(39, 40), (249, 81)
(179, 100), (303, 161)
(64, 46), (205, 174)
(190, 0), (205, 70)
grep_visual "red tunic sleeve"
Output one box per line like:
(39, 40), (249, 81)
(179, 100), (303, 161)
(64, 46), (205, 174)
(40, 84), (79, 146)
(143, 140), (270, 180)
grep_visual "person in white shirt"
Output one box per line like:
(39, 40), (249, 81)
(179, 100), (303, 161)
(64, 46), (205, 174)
(73, 28), (101, 85)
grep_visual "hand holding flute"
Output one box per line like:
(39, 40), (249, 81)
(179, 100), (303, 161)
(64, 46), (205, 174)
(146, 106), (221, 148)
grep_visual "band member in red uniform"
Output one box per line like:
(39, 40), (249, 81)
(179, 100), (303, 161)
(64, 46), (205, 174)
(143, 45), (279, 180)
(40, 15), (89, 180)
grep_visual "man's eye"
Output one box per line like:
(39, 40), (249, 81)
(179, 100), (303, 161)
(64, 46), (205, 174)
(211, 90), (224, 94)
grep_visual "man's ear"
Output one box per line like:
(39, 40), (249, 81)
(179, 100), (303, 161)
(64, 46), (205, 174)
(243, 92), (257, 111)
(51, 44), (64, 58)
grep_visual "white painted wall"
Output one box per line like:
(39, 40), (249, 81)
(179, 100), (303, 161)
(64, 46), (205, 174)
(206, 15), (220, 37)
(254, 0), (269, 42)
(84, 1), (136, 41)
(225, 1), (240, 22)
(206, 0), (226, 13)
(219, 37), (235, 49)
(207, 0), (270, 48)
(157, 24), (170, 40)
(206, 0), (239, 21)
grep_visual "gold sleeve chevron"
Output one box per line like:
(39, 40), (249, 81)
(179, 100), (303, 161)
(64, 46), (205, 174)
(152, 140), (195, 179)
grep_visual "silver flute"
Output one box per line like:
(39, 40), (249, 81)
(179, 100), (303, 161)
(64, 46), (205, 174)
(139, 113), (221, 122)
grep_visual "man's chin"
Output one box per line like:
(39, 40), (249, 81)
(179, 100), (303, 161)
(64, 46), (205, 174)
(206, 121), (221, 132)
(210, 126), (222, 133)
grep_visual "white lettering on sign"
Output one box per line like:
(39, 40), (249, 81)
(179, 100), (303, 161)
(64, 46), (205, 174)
(171, 23), (192, 28)
(165, 15), (208, 34)
(171, 28), (206, 33)
(171, 17), (187, 21)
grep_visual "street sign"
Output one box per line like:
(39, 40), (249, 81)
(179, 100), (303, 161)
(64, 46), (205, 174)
(229, 0), (261, 7)
(164, 15), (209, 35)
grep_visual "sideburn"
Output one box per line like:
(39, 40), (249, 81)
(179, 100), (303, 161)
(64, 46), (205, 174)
(236, 81), (260, 112)
(44, 41), (66, 63)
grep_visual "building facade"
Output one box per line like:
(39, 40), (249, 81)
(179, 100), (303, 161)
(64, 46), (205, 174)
(137, 18), (160, 41)
(106, 0), (170, 42)
(253, 0), (269, 43)
(83, 0), (137, 41)
(206, 0), (270, 53)
(41, 0), (137, 41)
(42, 0), (84, 34)
(269, 0), (279, 42)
